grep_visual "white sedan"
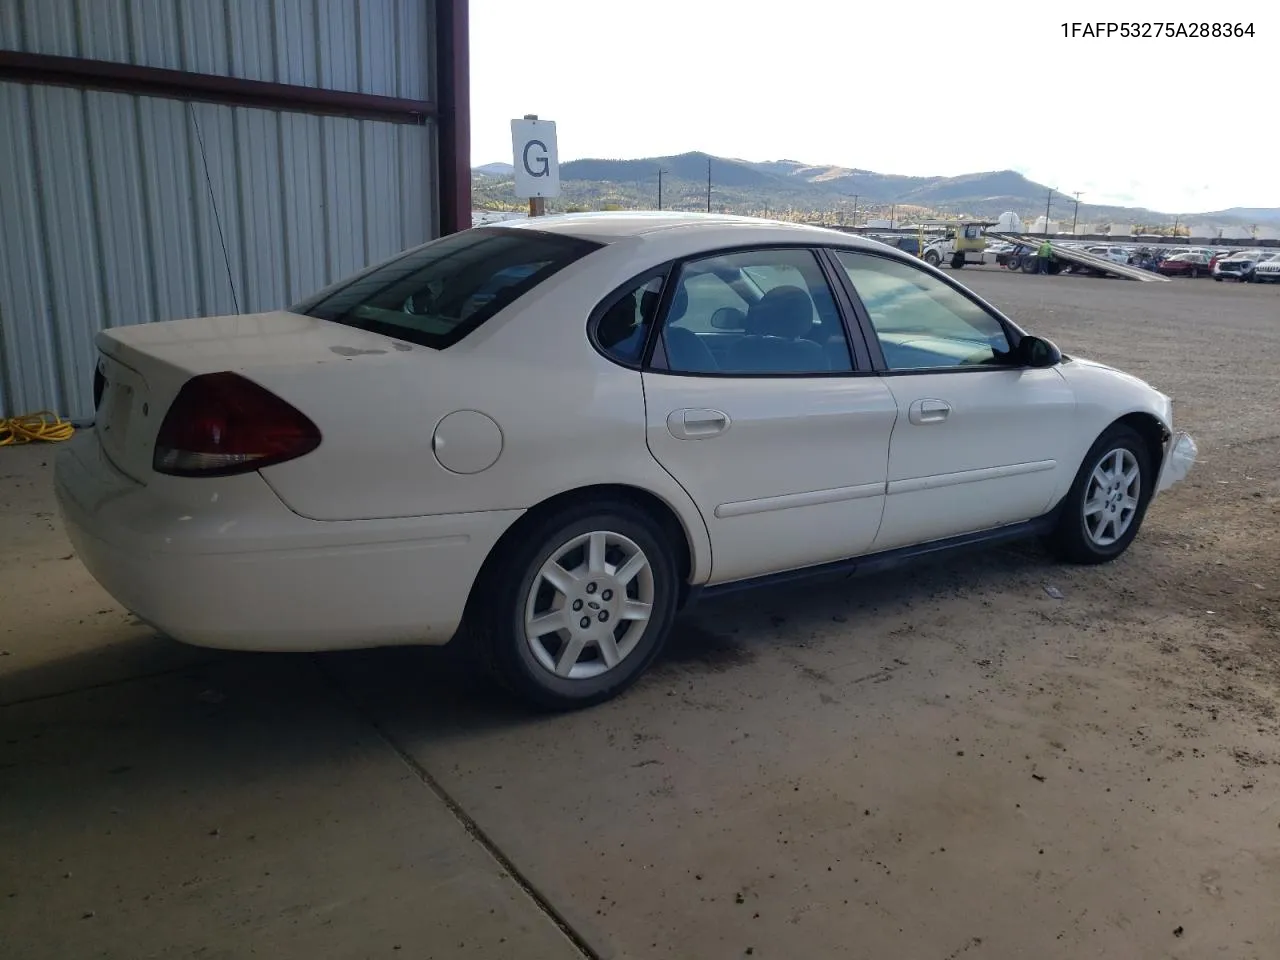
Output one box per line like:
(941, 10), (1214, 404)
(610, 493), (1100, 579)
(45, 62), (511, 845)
(55, 213), (1197, 709)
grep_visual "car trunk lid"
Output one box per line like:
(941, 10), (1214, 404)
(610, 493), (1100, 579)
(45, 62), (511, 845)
(93, 310), (420, 483)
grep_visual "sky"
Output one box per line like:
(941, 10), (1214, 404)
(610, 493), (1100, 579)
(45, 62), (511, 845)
(469, 0), (1277, 214)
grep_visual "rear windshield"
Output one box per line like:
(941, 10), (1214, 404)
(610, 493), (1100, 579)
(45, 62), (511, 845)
(290, 227), (602, 348)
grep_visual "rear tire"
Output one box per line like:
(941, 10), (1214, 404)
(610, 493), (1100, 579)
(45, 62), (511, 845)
(468, 499), (679, 710)
(1048, 425), (1154, 565)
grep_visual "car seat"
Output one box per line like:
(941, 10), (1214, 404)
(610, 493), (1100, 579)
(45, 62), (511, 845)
(724, 285), (829, 373)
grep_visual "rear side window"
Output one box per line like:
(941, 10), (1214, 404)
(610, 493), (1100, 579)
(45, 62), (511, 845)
(290, 228), (602, 349)
(593, 275), (666, 366)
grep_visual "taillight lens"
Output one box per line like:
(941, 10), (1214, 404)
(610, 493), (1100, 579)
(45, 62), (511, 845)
(153, 372), (321, 477)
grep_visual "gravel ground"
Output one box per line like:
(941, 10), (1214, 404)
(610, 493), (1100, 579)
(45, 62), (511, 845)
(2, 268), (1278, 960)
(321, 269), (1280, 959)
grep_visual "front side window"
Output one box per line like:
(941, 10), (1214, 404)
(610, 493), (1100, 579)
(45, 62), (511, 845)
(291, 228), (601, 349)
(659, 248), (854, 375)
(834, 250), (1012, 371)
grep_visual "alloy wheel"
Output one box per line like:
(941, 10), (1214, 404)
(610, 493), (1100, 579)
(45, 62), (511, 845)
(522, 530), (655, 680)
(1082, 448), (1142, 547)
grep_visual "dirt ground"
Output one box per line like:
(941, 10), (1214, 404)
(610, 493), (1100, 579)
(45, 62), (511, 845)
(2, 268), (1278, 959)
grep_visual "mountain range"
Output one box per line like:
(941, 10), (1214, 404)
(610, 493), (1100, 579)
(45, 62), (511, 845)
(472, 153), (1279, 228)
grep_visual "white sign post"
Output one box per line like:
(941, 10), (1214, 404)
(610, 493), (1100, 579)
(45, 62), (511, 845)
(510, 115), (559, 216)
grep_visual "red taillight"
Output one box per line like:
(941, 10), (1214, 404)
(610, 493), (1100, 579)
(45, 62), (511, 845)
(153, 373), (321, 477)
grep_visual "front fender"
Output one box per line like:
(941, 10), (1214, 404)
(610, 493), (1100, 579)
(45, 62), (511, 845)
(1053, 356), (1176, 496)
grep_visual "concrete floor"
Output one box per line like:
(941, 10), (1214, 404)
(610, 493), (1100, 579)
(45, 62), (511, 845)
(3, 270), (1280, 959)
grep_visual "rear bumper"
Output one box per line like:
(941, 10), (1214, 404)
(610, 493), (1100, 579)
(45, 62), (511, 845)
(53, 432), (520, 652)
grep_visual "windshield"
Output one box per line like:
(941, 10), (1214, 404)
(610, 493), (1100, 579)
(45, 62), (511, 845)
(290, 228), (602, 349)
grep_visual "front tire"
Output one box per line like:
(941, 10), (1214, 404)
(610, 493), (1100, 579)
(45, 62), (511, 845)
(924, 250), (941, 266)
(1049, 425), (1154, 565)
(469, 500), (679, 710)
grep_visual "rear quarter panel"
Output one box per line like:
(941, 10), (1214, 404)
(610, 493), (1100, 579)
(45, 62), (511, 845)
(252, 236), (727, 581)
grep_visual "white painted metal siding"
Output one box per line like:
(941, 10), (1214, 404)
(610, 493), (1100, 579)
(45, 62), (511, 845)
(0, 0), (434, 100)
(0, 82), (435, 419)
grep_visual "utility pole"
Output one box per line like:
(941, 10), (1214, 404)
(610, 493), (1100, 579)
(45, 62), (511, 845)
(1044, 187), (1054, 235)
(657, 168), (664, 211)
(1072, 191), (1082, 234)
(851, 194), (859, 226)
(1171, 215), (1179, 237)
(524, 114), (546, 217)
(706, 157), (712, 213)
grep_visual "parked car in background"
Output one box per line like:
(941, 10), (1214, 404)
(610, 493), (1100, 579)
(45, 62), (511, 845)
(1213, 250), (1268, 282)
(54, 213), (1198, 709)
(1251, 252), (1280, 283)
(985, 241), (1016, 265)
(1157, 252), (1211, 277)
(1085, 246), (1131, 265)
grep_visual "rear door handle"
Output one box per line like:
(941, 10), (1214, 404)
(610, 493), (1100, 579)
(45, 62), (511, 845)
(667, 408), (731, 439)
(908, 398), (951, 424)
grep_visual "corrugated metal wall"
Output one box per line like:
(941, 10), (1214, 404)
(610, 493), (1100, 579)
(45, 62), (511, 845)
(0, 0), (438, 420)
(0, 0), (433, 99)
(0, 83), (435, 419)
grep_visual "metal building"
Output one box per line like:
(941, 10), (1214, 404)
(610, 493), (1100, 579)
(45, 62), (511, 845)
(0, 0), (470, 421)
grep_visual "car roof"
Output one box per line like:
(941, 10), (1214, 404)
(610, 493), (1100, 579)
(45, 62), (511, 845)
(487, 211), (885, 250)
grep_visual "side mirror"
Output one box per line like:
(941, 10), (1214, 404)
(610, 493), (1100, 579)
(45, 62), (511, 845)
(1017, 335), (1062, 368)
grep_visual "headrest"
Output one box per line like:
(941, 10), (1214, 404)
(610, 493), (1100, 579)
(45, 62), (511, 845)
(597, 296), (636, 347)
(746, 285), (814, 339)
(640, 288), (661, 321)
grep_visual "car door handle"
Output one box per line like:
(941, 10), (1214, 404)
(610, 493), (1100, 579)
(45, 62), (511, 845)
(667, 408), (731, 439)
(908, 398), (951, 424)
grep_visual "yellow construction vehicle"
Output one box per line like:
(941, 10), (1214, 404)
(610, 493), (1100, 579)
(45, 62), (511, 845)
(917, 219), (998, 268)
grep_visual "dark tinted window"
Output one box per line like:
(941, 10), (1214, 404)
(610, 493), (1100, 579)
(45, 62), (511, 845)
(290, 228), (601, 349)
(594, 275), (665, 365)
(661, 248), (854, 375)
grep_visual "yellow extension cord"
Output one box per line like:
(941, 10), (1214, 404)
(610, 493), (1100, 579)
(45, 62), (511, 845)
(0, 411), (76, 446)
